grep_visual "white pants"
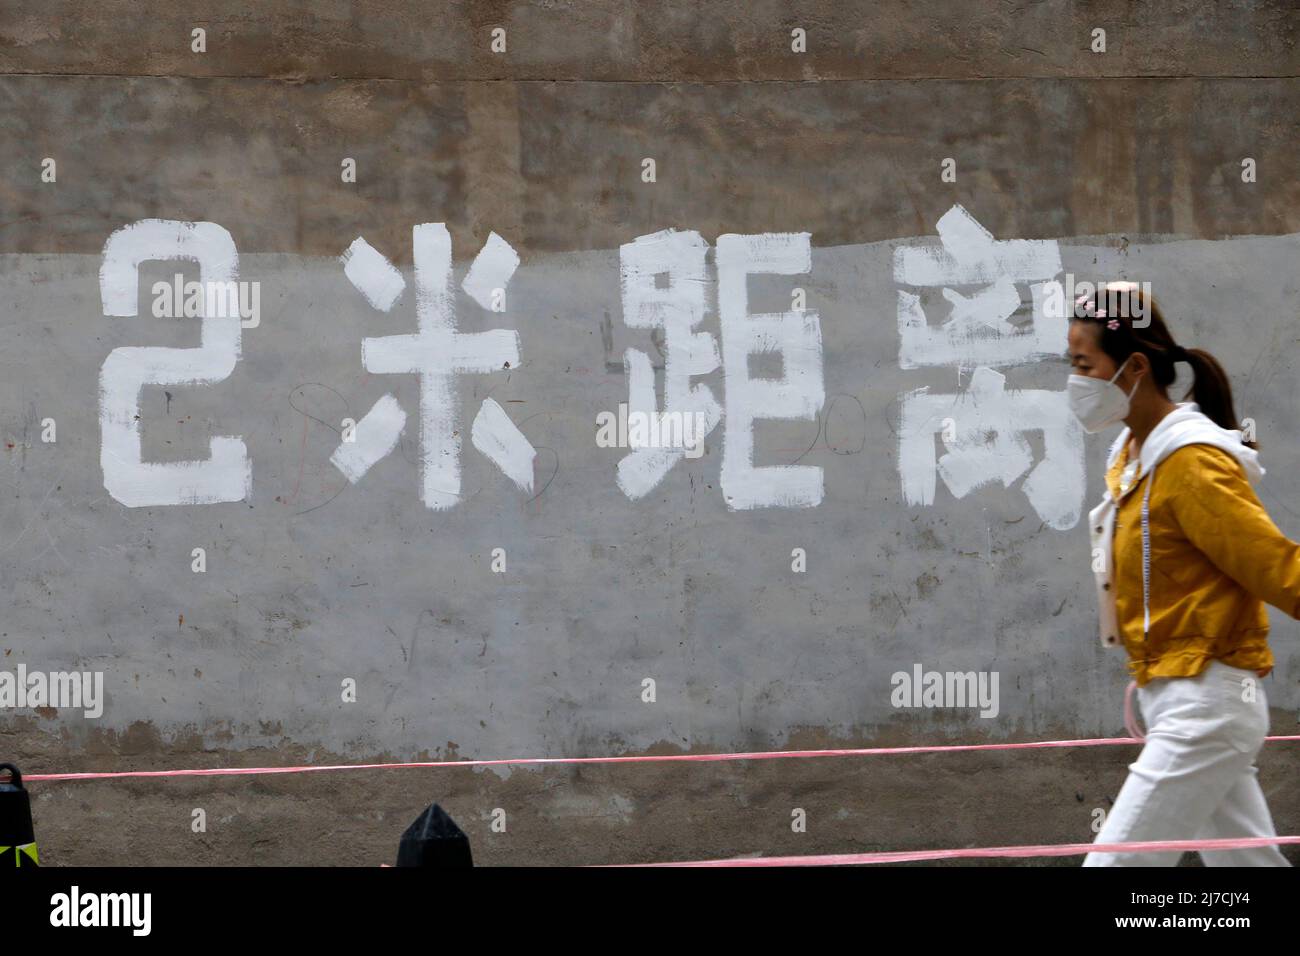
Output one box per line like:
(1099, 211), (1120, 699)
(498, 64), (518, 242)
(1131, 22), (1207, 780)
(1083, 659), (1292, 866)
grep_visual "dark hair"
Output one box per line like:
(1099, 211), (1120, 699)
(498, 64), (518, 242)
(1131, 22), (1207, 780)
(1072, 283), (1256, 449)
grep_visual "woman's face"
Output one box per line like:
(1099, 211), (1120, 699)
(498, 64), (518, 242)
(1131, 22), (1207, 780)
(1068, 321), (1122, 381)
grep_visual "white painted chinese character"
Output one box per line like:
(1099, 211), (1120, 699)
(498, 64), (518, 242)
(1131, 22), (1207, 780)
(336, 226), (535, 509)
(615, 228), (825, 510)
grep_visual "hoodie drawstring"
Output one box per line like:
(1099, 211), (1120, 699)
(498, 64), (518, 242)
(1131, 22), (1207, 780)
(1140, 459), (1156, 639)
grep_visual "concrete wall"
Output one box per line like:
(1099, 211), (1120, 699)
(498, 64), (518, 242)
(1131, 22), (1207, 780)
(2, 1), (1297, 865)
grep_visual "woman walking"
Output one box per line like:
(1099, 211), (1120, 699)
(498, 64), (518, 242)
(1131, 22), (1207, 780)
(1067, 282), (1297, 866)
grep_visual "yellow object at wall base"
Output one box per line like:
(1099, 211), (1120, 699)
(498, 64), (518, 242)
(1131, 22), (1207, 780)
(0, 842), (39, 867)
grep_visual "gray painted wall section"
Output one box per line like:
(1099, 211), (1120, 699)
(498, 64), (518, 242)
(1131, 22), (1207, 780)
(3, 230), (1298, 763)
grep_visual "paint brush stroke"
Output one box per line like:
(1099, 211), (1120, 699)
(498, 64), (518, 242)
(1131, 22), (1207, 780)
(330, 393), (407, 483)
(341, 237), (405, 312)
(471, 397), (535, 493)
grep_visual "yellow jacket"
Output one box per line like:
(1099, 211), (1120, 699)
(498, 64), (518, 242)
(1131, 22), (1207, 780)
(1088, 403), (1300, 686)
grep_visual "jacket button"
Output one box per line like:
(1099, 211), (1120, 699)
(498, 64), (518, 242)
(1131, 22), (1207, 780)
(1103, 582), (1110, 590)
(1095, 526), (1103, 533)
(1107, 636), (1116, 643)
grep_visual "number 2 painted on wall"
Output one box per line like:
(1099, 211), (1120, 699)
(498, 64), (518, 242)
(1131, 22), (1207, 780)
(98, 220), (251, 506)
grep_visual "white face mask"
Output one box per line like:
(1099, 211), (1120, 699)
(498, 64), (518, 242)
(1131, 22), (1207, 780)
(1067, 355), (1140, 433)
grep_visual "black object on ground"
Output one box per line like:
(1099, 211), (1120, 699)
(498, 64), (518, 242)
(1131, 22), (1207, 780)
(395, 803), (473, 867)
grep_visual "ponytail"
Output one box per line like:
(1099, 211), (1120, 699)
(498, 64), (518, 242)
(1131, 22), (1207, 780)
(1183, 347), (1257, 449)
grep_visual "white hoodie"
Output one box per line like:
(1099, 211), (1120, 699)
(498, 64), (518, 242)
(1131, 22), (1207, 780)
(1087, 401), (1263, 649)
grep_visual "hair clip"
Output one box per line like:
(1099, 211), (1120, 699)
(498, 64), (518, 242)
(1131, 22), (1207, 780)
(1106, 318), (1120, 330)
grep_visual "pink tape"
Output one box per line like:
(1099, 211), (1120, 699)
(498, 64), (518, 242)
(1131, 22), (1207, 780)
(19, 734), (1300, 783)
(621, 835), (1300, 867)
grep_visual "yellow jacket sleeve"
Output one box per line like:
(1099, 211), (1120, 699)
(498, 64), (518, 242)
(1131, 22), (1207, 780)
(1166, 444), (1300, 619)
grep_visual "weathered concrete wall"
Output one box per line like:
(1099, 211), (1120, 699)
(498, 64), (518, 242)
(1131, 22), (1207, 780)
(1, 2), (1296, 865)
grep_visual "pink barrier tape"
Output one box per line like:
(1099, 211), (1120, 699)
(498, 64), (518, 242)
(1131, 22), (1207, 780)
(623, 835), (1300, 867)
(18, 734), (1300, 783)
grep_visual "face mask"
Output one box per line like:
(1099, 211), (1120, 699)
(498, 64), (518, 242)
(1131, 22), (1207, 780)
(1067, 356), (1140, 433)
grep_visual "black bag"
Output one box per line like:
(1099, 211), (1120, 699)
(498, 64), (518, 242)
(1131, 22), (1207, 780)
(395, 803), (472, 867)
